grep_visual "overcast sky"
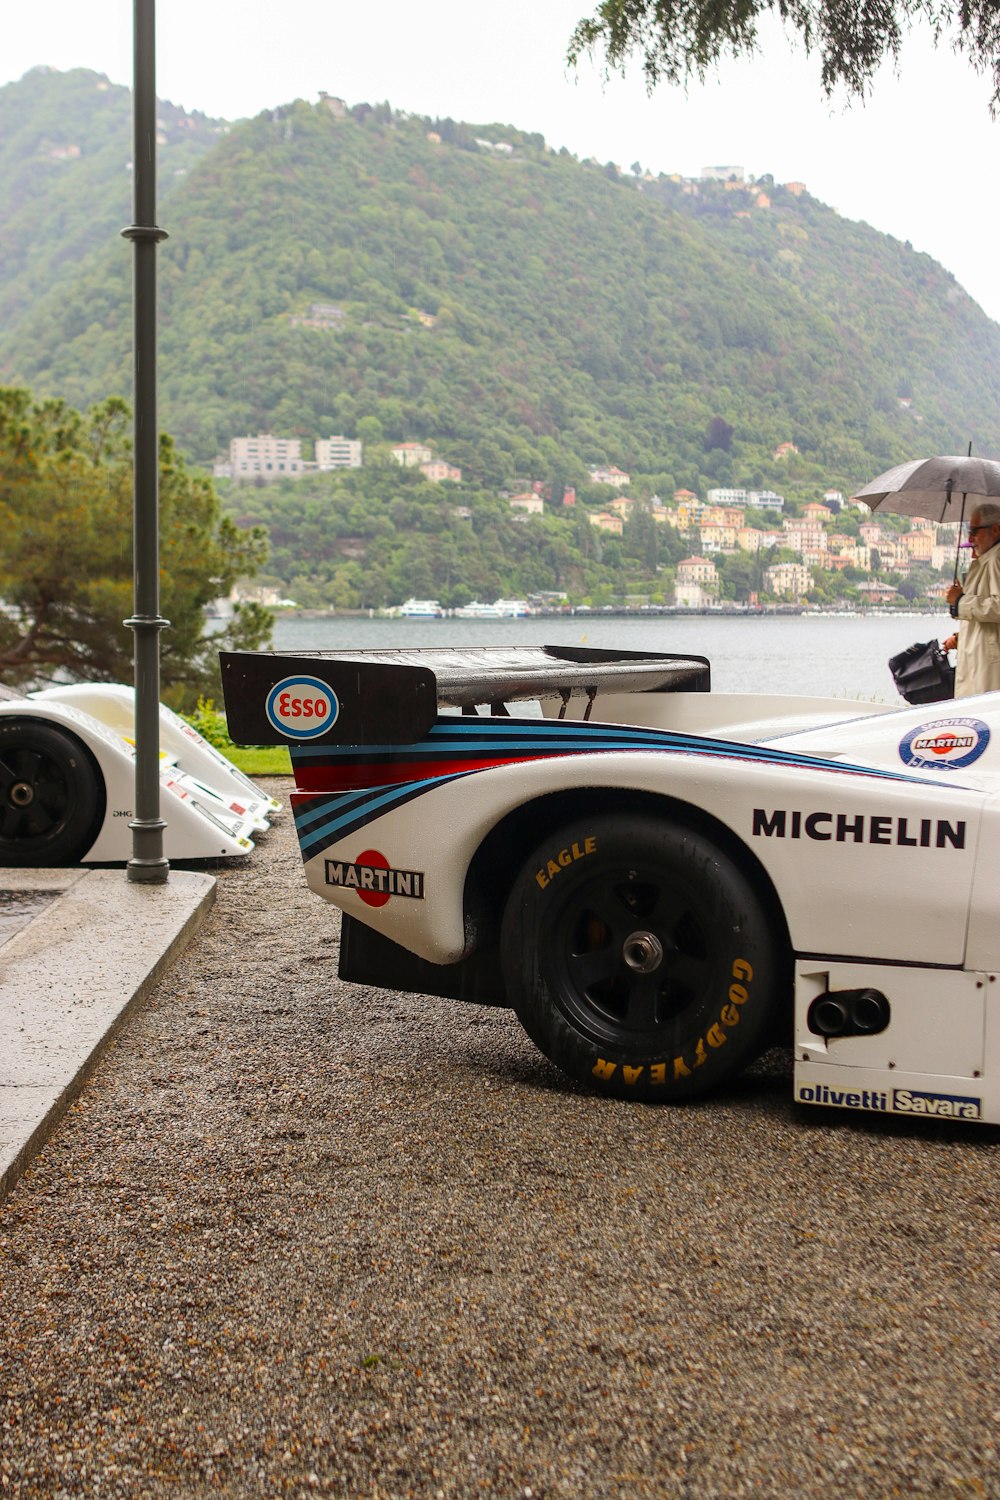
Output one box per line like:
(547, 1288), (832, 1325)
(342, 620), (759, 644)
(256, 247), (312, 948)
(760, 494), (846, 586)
(5, 0), (999, 320)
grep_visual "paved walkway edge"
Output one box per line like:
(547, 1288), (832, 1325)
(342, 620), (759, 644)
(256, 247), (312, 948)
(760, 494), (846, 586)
(0, 869), (217, 1202)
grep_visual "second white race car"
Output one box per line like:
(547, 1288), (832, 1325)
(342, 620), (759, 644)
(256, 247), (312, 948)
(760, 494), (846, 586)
(221, 644), (1000, 1125)
(0, 681), (281, 864)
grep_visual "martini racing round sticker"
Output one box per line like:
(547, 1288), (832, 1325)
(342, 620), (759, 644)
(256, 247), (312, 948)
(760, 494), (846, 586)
(899, 717), (990, 771)
(265, 675), (339, 739)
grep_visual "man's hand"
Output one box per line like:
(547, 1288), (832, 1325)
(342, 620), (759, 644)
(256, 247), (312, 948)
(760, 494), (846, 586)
(946, 582), (964, 607)
(942, 633), (958, 653)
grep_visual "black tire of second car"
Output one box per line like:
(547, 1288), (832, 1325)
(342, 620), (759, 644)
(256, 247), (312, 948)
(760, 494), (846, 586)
(0, 720), (105, 866)
(500, 812), (786, 1101)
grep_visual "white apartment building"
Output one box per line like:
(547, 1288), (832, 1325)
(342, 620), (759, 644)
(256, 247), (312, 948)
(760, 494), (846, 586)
(707, 487), (784, 511)
(316, 435), (362, 469)
(750, 490), (785, 511)
(706, 488), (748, 506)
(229, 435), (306, 479)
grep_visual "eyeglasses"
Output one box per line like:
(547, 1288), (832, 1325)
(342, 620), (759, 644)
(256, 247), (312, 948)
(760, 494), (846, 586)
(967, 524), (995, 534)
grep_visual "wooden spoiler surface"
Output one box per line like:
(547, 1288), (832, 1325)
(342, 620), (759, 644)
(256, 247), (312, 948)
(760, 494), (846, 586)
(220, 645), (711, 746)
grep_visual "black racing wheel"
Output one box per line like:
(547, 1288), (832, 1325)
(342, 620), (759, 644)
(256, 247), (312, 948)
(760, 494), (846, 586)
(0, 719), (105, 866)
(501, 812), (787, 1101)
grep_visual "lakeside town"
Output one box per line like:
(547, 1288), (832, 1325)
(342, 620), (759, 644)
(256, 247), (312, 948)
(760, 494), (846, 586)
(217, 431), (959, 615)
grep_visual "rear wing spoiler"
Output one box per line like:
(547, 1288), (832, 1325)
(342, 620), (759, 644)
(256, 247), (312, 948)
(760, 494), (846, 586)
(220, 645), (710, 747)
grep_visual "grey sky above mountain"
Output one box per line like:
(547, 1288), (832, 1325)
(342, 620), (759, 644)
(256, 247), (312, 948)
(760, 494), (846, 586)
(5, 0), (999, 321)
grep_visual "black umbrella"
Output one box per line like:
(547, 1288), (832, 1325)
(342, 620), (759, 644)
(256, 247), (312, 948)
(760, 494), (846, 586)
(851, 452), (1000, 580)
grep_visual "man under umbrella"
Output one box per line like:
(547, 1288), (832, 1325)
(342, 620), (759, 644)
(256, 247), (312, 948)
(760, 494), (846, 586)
(943, 504), (1000, 695)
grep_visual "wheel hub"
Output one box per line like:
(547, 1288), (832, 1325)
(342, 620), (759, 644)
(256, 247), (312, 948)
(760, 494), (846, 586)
(622, 930), (663, 973)
(9, 781), (33, 808)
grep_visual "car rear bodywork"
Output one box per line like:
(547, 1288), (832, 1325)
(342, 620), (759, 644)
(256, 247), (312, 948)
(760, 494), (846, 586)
(221, 645), (1000, 1124)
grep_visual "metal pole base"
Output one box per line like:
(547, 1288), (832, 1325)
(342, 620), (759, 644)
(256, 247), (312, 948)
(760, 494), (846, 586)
(127, 817), (170, 883)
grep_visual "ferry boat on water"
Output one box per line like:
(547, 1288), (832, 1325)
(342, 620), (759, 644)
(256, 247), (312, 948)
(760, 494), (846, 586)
(453, 601), (505, 619)
(399, 598), (444, 618)
(452, 599), (533, 619)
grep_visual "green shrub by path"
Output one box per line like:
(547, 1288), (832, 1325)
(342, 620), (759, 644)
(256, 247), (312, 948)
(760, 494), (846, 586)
(183, 699), (292, 777)
(183, 697), (235, 750)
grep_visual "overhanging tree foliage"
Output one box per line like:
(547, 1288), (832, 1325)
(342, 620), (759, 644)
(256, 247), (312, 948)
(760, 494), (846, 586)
(568, 1), (1000, 110)
(0, 387), (273, 706)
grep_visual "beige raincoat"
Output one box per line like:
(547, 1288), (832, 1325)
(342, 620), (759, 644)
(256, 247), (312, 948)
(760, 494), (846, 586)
(955, 539), (1000, 696)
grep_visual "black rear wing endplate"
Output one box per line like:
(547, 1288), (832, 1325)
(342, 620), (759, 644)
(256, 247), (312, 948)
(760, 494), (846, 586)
(219, 645), (710, 746)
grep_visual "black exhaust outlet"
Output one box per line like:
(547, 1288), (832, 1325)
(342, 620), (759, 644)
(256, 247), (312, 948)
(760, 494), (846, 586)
(808, 988), (890, 1039)
(809, 995), (851, 1037)
(851, 988), (890, 1033)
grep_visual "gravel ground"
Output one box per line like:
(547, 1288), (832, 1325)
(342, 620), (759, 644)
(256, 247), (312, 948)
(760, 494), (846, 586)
(1, 778), (999, 1499)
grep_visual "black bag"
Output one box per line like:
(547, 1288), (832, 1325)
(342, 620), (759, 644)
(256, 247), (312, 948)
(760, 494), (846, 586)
(888, 640), (955, 704)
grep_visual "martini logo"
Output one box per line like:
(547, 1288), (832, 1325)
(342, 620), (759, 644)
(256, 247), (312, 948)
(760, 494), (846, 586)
(265, 675), (338, 739)
(325, 849), (425, 907)
(899, 716), (990, 771)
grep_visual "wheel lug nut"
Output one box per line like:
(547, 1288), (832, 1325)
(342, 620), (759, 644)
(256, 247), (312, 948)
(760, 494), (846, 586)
(623, 931), (663, 973)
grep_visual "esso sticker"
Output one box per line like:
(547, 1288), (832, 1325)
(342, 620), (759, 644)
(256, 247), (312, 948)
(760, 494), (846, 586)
(899, 717), (990, 771)
(265, 675), (339, 739)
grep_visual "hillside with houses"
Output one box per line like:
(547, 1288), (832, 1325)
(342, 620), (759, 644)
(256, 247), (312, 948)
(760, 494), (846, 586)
(215, 435), (956, 611)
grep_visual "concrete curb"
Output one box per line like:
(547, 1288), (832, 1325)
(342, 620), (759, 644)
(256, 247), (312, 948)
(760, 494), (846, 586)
(0, 868), (216, 1201)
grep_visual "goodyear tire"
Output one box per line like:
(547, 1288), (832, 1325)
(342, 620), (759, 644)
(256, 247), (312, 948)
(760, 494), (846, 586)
(0, 720), (105, 866)
(500, 813), (785, 1102)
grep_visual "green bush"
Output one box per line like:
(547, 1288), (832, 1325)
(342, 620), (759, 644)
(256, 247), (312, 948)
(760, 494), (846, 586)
(184, 697), (235, 750)
(181, 698), (292, 776)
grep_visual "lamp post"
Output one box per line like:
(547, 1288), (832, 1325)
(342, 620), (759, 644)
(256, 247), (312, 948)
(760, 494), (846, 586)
(122, 0), (170, 883)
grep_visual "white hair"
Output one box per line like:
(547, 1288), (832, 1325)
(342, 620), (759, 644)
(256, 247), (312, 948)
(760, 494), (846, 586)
(971, 502), (1000, 527)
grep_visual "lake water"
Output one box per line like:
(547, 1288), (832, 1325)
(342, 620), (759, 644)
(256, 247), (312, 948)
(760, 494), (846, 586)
(272, 612), (953, 704)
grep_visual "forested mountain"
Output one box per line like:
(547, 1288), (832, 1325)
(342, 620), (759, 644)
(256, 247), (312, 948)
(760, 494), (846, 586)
(0, 68), (225, 345)
(3, 65), (1000, 497)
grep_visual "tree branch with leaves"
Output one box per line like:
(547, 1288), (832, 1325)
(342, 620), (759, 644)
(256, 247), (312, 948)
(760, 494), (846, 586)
(568, 1), (1000, 111)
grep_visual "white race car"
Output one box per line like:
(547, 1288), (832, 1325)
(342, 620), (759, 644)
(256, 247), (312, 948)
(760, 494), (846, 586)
(0, 682), (281, 864)
(222, 645), (999, 1125)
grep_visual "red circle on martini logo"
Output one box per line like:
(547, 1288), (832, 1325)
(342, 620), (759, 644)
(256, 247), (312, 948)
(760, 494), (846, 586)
(356, 849), (391, 907)
(929, 732), (963, 755)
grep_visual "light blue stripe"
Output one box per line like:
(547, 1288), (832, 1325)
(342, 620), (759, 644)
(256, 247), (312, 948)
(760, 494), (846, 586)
(296, 773), (464, 857)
